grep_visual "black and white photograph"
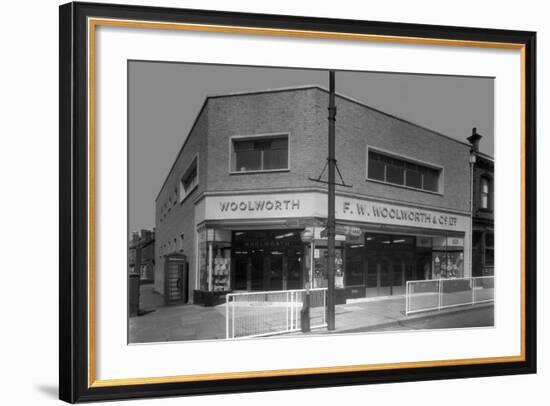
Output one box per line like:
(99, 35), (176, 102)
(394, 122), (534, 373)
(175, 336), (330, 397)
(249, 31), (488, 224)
(127, 62), (495, 343)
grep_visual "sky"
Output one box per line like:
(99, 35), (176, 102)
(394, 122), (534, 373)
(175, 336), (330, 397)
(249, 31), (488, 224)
(128, 61), (494, 232)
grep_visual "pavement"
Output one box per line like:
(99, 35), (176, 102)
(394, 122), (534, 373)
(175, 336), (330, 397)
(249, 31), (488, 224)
(129, 285), (494, 343)
(139, 283), (164, 309)
(330, 298), (493, 334)
(131, 285), (226, 342)
(368, 305), (494, 331)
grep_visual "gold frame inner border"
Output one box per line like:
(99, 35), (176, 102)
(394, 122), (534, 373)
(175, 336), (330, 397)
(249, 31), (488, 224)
(86, 17), (527, 388)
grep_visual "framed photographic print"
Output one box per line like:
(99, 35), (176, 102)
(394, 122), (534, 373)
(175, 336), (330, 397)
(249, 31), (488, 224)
(59, 1), (537, 403)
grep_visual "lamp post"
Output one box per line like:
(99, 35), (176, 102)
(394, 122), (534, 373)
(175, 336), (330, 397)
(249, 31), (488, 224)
(326, 71), (336, 331)
(467, 127), (481, 278)
(469, 149), (477, 278)
(306, 71), (349, 331)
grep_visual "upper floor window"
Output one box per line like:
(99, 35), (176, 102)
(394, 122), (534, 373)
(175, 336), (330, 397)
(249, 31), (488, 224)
(179, 156), (198, 202)
(480, 177), (491, 209)
(367, 150), (441, 193)
(231, 134), (289, 173)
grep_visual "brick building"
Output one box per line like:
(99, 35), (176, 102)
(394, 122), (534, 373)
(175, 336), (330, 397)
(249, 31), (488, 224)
(468, 129), (494, 277)
(129, 229), (155, 283)
(154, 86), (473, 304)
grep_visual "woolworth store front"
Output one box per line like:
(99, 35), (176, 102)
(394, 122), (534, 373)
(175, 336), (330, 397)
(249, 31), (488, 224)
(191, 190), (471, 304)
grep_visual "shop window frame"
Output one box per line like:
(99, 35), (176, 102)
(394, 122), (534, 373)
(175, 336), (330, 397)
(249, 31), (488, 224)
(366, 146), (444, 195)
(228, 132), (291, 174)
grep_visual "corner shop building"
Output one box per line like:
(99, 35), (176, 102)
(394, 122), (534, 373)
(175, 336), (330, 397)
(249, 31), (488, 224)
(154, 86), (473, 304)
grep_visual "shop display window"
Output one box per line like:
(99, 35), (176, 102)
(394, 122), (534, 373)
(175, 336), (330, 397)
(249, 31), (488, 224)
(198, 230), (208, 291)
(431, 236), (465, 279)
(313, 247), (344, 289)
(198, 228), (232, 292)
(432, 251), (464, 279)
(212, 246), (231, 291)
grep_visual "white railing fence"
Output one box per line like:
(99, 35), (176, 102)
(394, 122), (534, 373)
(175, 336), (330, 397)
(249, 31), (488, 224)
(406, 276), (494, 315)
(226, 288), (327, 339)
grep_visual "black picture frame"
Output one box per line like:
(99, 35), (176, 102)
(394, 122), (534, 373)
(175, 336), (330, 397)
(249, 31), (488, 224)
(59, 1), (537, 403)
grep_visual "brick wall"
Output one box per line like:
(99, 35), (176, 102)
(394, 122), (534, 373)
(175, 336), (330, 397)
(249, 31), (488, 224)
(205, 87), (471, 212)
(154, 103), (209, 298)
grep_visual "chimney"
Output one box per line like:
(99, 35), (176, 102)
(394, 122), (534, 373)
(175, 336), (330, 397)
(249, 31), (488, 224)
(467, 127), (482, 152)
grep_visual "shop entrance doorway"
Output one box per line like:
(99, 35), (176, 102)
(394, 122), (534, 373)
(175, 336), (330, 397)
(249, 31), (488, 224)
(232, 230), (303, 291)
(364, 234), (416, 297)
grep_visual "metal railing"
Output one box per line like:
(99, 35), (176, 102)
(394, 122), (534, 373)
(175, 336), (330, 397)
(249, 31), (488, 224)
(226, 288), (327, 339)
(405, 276), (494, 315)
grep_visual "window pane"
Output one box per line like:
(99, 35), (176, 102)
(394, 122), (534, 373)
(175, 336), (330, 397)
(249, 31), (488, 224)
(368, 159), (385, 181)
(270, 137), (288, 150)
(264, 148), (288, 169)
(233, 137), (287, 171)
(368, 150), (440, 192)
(253, 140), (272, 151)
(263, 137), (288, 169)
(481, 178), (489, 193)
(233, 140), (254, 152)
(481, 195), (488, 209)
(235, 150), (261, 171)
(369, 151), (382, 161)
(405, 169), (422, 188)
(423, 168), (439, 192)
(181, 163), (198, 199)
(386, 164), (404, 185)
(184, 167), (197, 188)
(480, 178), (490, 209)
(187, 176), (197, 191)
(390, 158), (405, 168)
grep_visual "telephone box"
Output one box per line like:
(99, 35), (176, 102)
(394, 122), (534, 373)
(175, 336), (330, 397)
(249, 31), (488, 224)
(163, 254), (188, 305)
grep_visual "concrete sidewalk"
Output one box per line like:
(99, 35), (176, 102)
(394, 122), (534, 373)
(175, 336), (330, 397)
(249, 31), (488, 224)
(130, 304), (226, 342)
(327, 296), (493, 334)
(131, 285), (226, 342)
(130, 286), (494, 343)
(139, 283), (164, 310)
